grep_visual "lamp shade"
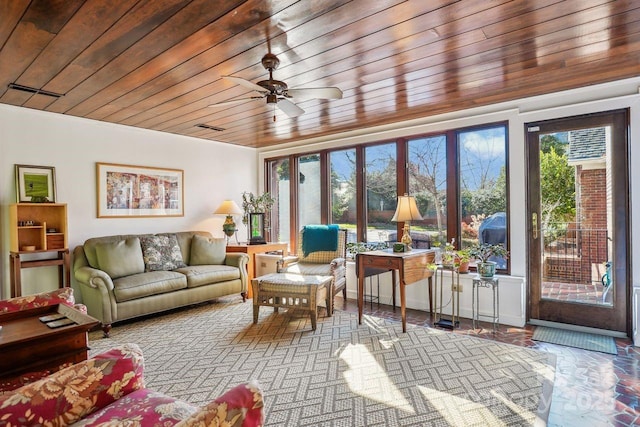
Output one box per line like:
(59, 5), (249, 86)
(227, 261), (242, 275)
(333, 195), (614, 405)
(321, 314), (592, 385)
(213, 200), (242, 216)
(391, 194), (423, 222)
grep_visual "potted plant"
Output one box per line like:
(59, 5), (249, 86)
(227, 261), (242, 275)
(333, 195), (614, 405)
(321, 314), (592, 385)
(468, 243), (509, 277)
(441, 239), (456, 268)
(241, 192), (275, 241)
(455, 249), (471, 274)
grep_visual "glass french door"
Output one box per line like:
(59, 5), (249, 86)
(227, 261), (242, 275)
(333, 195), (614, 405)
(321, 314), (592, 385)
(526, 110), (629, 333)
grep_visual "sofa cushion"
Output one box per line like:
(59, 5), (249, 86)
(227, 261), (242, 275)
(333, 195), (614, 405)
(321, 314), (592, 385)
(140, 234), (187, 272)
(76, 388), (198, 426)
(95, 237), (145, 279)
(175, 265), (241, 288)
(190, 234), (226, 265)
(113, 271), (188, 302)
(0, 343), (144, 426)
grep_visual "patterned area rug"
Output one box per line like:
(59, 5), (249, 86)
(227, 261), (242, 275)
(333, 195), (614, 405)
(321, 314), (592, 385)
(532, 326), (617, 355)
(89, 298), (555, 426)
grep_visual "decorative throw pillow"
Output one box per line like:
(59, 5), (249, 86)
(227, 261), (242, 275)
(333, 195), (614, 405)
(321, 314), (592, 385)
(140, 234), (187, 272)
(190, 234), (226, 265)
(95, 238), (145, 279)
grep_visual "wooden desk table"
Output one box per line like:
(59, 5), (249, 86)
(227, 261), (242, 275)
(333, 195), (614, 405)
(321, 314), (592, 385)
(357, 248), (435, 332)
(226, 242), (288, 297)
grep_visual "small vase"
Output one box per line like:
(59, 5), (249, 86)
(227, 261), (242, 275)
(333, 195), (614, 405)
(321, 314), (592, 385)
(478, 261), (496, 278)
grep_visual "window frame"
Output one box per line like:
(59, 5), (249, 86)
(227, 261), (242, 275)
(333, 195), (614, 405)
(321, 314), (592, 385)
(264, 120), (510, 274)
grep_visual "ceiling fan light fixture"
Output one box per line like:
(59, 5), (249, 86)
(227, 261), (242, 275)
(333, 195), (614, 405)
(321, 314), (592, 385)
(266, 94), (277, 104)
(212, 52), (342, 120)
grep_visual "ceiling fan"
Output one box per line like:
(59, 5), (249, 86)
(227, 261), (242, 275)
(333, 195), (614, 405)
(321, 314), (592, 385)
(209, 53), (343, 119)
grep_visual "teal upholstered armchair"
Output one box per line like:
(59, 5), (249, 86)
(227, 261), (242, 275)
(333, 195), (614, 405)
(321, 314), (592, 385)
(277, 226), (347, 315)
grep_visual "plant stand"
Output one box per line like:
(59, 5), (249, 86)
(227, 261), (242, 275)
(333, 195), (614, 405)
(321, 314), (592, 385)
(433, 265), (460, 329)
(472, 275), (499, 332)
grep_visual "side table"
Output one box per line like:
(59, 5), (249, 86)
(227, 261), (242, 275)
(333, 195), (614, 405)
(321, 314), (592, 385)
(472, 276), (499, 332)
(226, 242), (288, 297)
(9, 249), (70, 298)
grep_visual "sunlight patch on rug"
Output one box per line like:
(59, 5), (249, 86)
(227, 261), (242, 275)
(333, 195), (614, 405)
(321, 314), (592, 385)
(418, 386), (508, 426)
(340, 343), (414, 414)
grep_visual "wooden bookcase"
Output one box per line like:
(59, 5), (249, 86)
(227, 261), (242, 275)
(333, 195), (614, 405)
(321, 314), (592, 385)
(9, 203), (68, 252)
(8, 203), (69, 297)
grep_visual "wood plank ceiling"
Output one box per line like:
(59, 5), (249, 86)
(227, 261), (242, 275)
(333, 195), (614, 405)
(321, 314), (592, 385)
(1, 0), (639, 149)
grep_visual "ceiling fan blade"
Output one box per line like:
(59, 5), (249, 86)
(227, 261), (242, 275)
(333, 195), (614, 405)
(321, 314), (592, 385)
(277, 98), (305, 117)
(286, 87), (343, 100)
(222, 75), (267, 93)
(208, 97), (263, 107)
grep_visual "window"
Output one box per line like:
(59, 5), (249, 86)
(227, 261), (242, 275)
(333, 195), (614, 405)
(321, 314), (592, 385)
(458, 126), (508, 267)
(266, 158), (290, 243)
(408, 134), (448, 246)
(330, 149), (356, 238)
(298, 154), (322, 227)
(365, 143), (397, 243)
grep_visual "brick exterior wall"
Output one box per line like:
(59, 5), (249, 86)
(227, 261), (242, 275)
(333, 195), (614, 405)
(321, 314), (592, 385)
(544, 166), (608, 284)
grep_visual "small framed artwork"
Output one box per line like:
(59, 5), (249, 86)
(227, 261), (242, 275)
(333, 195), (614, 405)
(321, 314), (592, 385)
(96, 162), (184, 218)
(248, 212), (266, 244)
(15, 164), (57, 203)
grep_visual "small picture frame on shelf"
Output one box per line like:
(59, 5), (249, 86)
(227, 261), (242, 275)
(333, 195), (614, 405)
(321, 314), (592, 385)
(15, 164), (56, 203)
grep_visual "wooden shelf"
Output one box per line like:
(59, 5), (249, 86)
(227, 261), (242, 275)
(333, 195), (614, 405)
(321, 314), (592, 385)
(9, 203), (68, 252)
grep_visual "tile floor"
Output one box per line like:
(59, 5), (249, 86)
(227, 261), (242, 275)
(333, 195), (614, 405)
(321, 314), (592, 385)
(542, 281), (611, 306)
(336, 297), (640, 426)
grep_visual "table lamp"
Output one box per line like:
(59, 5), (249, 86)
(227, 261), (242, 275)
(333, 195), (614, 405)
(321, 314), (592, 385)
(391, 194), (423, 250)
(213, 200), (243, 243)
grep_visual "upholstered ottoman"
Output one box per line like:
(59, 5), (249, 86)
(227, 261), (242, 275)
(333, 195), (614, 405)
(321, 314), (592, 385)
(251, 273), (333, 330)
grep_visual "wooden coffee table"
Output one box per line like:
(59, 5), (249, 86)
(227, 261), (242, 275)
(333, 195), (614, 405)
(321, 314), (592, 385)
(0, 304), (99, 379)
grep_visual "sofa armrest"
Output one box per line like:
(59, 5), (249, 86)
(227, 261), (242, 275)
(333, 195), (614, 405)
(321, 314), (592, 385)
(73, 245), (117, 326)
(224, 253), (250, 291)
(276, 255), (300, 272)
(224, 252), (249, 269)
(0, 344), (145, 425)
(330, 257), (346, 270)
(175, 380), (264, 427)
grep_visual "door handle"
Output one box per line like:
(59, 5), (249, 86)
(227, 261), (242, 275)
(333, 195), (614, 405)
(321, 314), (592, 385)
(532, 212), (538, 240)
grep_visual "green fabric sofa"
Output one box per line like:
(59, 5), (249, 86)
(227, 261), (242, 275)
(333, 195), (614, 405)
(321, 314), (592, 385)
(73, 231), (248, 337)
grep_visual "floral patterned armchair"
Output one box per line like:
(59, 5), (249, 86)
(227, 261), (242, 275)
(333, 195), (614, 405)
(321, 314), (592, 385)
(0, 343), (264, 426)
(0, 287), (84, 314)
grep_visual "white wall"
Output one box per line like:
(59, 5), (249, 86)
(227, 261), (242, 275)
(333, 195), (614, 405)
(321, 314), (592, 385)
(0, 104), (258, 299)
(346, 263), (526, 327)
(258, 77), (640, 339)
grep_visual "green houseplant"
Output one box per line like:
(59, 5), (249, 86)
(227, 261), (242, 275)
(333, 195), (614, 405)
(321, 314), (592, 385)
(455, 249), (471, 274)
(468, 243), (509, 277)
(241, 191), (275, 240)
